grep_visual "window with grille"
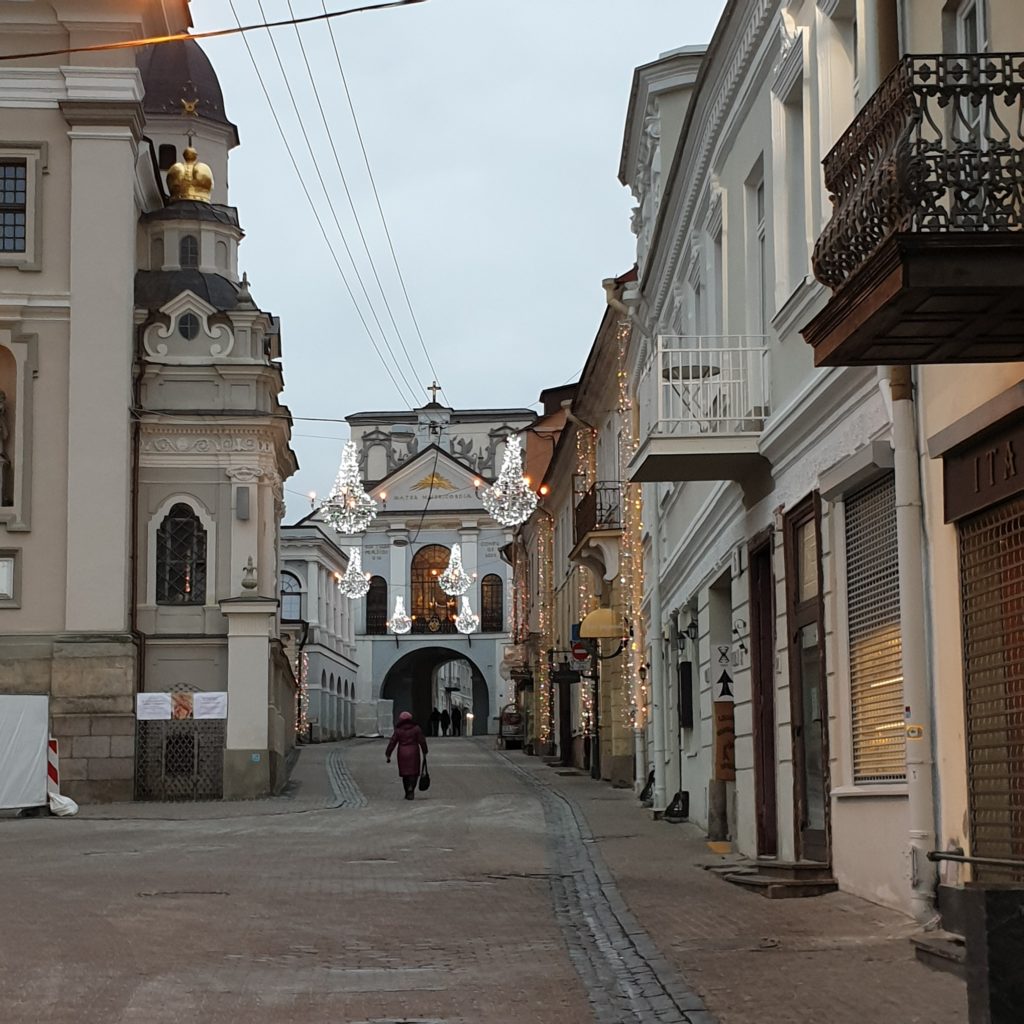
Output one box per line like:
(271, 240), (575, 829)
(0, 160), (27, 254)
(481, 573), (504, 632)
(179, 234), (199, 268)
(156, 503), (207, 605)
(411, 544), (456, 633)
(365, 576), (388, 634)
(845, 473), (905, 782)
(280, 572), (302, 621)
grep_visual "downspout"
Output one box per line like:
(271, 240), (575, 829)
(890, 364), (938, 923)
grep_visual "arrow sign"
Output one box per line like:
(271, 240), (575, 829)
(716, 671), (734, 701)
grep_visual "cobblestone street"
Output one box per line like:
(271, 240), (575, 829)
(1, 740), (967, 1023)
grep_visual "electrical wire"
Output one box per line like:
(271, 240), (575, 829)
(286, 0), (427, 395)
(319, 0), (448, 406)
(244, 0), (419, 406)
(0, 0), (428, 62)
(226, 0), (417, 406)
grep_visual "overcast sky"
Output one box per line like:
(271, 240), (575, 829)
(189, 1), (726, 518)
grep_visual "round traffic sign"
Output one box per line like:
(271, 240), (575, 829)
(571, 641), (589, 661)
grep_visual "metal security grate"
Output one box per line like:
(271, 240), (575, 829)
(846, 473), (905, 782)
(960, 496), (1024, 880)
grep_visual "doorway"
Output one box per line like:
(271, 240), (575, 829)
(749, 535), (778, 857)
(784, 496), (830, 864)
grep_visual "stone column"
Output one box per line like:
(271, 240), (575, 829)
(219, 596), (278, 798)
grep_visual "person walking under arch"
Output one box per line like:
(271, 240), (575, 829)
(451, 706), (462, 737)
(429, 706), (441, 737)
(440, 707), (451, 737)
(386, 711), (428, 800)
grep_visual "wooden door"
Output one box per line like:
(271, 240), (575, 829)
(749, 537), (778, 856)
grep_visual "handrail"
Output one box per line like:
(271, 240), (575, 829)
(928, 849), (1024, 870)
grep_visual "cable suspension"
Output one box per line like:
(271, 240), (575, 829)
(227, 0), (417, 406)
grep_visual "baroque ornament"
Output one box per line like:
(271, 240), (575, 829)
(321, 442), (378, 535)
(455, 596), (479, 635)
(337, 548), (371, 599)
(388, 595), (412, 635)
(438, 543), (473, 596)
(481, 435), (537, 527)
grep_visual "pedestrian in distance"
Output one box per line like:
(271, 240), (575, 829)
(440, 707), (451, 736)
(429, 706), (441, 737)
(385, 711), (429, 800)
(451, 706), (462, 737)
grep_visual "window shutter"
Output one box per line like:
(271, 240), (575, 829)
(846, 473), (905, 782)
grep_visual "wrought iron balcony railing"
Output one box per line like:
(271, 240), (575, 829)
(638, 335), (770, 441)
(813, 52), (1024, 291)
(574, 482), (622, 545)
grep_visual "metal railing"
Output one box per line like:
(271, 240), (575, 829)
(574, 482), (622, 544)
(813, 52), (1024, 291)
(639, 335), (770, 440)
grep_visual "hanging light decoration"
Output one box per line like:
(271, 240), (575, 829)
(455, 596), (479, 635)
(320, 441), (378, 535)
(337, 548), (371, 599)
(481, 435), (537, 527)
(388, 595), (412, 634)
(438, 543), (473, 596)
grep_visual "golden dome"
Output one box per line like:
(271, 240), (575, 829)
(167, 146), (213, 203)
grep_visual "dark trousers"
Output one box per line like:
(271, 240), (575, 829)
(452, 721), (461, 736)
(402, 775), (417, 799)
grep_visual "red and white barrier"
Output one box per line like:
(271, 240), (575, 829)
(47, 738), (60, 796)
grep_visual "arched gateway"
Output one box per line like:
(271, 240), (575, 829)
(381, 647), (489, 736)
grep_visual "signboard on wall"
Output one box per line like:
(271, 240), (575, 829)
(136, 692), (172, 720)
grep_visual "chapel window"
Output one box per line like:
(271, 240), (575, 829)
(481, 573), (504, 632)
(156, 503), (207, 605)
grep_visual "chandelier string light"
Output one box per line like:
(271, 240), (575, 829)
(337, 548), (371, 599)
(321, 441), (378, 535)
(388, 595), (412, 634)
(438, 543), (473, 596)
(481, 435), (537, 527)
(455, 595), (479, 635)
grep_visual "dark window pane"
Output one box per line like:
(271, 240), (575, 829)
(366, 576), (388, 634)
(156, 503), (207, 605)
(411, 544), (456, 633)
(481, 573), (503, 632)
(179, 234), (199, 268)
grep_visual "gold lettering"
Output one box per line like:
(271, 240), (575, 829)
(1005, 440), (1018, 481)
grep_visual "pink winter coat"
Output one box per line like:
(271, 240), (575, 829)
(386, 720), (428, 777)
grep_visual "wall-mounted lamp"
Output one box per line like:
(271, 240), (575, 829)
(638, 664), (647, 683)
(685, 619), (699, 642)
(378, 490), (387, 510)
(308, 491), (317, 509)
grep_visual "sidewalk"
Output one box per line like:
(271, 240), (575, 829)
(507, 751), (967, 1024)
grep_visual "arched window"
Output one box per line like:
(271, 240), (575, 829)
(280, 572), (302, 621)
(481, 573), (504, 632)
(366, 576), (388, 634)
(411, 544), (456, 634)
(156, 503), (206, 605)
(330, 673), (335, 693)
(179, 234), (199, 268)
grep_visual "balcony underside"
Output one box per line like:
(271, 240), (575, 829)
(570, 529), (622, 583)
(803, 233), (1024, 367)
(627, 434), (770, 485)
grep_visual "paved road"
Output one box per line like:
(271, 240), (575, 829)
(0, 738), (709, 1024)
(1, 738), (965, 1024)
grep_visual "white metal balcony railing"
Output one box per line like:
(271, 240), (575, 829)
(639, 335), (771, 439)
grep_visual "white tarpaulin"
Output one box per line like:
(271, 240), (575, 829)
(0, 695), (48, 809)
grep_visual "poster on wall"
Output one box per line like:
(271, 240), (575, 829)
(136, 692), (172, 720)
(193, 692), (228, 720)
(171, 692), (193, 720)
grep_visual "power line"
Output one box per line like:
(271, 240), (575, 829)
(320, 0), (448, 406)
(0, 0), (428, 62)
(226, 0), (416, 406)
(249, 0), (420, 405)
(286, 0), (427, 393)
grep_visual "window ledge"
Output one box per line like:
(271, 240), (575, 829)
(833, 783), (908, 799)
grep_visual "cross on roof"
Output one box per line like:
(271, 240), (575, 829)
(427, 381), (442, 403)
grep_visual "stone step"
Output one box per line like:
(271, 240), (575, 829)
(911, 930), (966, 980)
(723, 870), (839, 899)
(753, 858), (835, 880)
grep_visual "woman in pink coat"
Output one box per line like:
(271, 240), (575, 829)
(385, 711), (428, 800)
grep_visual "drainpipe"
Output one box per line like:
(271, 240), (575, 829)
(890, 364), (938, 923)
(602, 277), (630, 316)
(646, 481), (667, 813)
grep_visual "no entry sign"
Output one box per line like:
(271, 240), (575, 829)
(571, 641), (589, 661)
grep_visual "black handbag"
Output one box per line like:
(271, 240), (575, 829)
(418, 756), (431, 792)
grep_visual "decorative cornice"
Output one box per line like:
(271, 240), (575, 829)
(771, 24), (804, 99)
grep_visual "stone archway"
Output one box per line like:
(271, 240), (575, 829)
(380, 647), (490, 735)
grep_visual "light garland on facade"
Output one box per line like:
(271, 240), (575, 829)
(575, 424), (599, 733)
(481, 435), (537, 527)
(454, 595), (480, 634)
(616, 319), (647, 730)
(438, 543), (473, 596)
(388, 595), (412, 634)
(320, 441), (378, 535)
(337, 548), (371, 599)
(537, 515), (554, 744)
(295, 650), (309, 736)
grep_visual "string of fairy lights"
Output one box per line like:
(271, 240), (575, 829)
(536, 515), (554, 745)
(575, 425), (598, 734)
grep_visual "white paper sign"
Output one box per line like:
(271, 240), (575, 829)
(136, 692), (172, 720)
(193, 692), (228, 720)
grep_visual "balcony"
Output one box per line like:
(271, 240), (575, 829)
(571, 482), (623, 584)
(804, 53), (1024, 366)
(627, 335), (772, 492)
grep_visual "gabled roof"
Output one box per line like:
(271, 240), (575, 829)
(370, 443), (487, 491)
